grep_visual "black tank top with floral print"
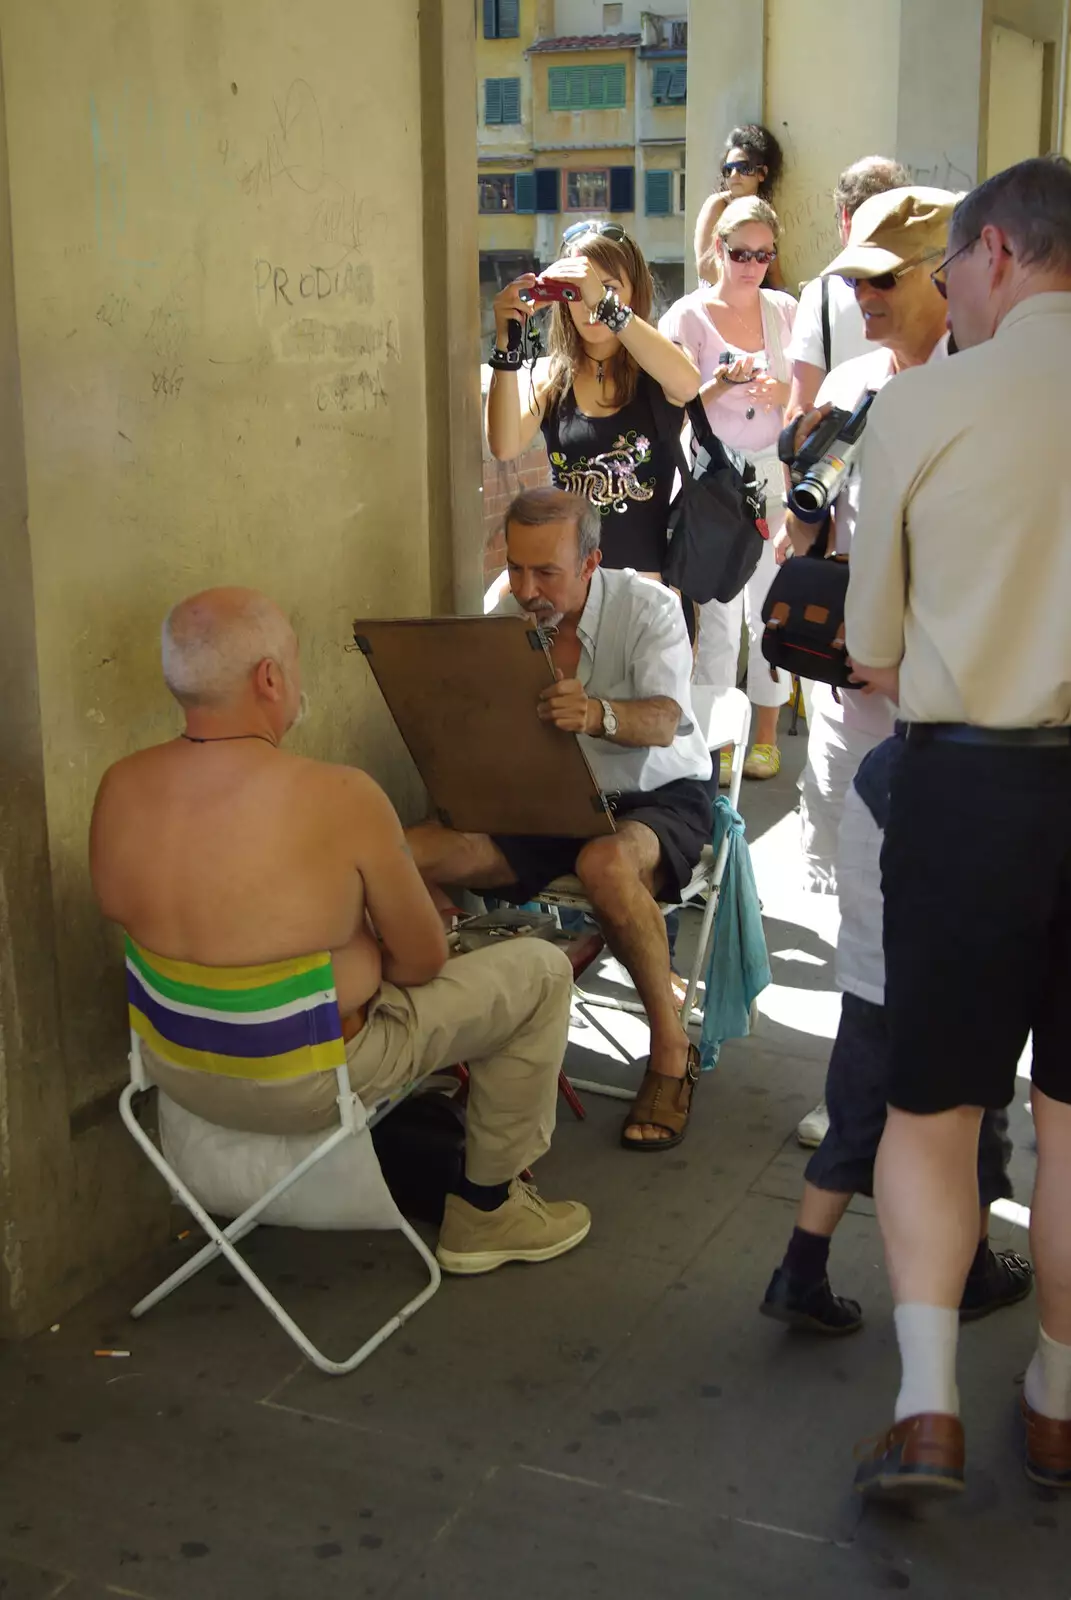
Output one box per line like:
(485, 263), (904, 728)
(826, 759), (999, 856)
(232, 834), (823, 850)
(541, 376), (680, 574)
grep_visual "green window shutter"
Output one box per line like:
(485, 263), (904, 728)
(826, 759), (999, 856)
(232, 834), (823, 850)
(548, 67), (568, 110)
(587, 66), (607, 107)
(567, 67), (589, 109)
(605, 63), (626, 108)
(501, 77), (522, 124)
(514, 172), (536, 213)
(652, 65), (673, 104)
(484, 79), (503, 125)
(498, 0), (520, 36)
(645, 170), (673, 215)
(670, 65), (687, 101)
(483, 0), (496, 39)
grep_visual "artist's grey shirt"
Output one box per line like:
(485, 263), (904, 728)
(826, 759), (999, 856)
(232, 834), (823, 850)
(497, 567), (713, 793)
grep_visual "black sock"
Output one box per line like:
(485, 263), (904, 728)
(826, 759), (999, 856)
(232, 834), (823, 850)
(967, 1236), (991, 1283)
(456, 1175), (511, 1213)
(782, 1226), (832, 1287)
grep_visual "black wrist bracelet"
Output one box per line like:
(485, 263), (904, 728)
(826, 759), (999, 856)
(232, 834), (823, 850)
(595, 289), (634, 335)
(489, 345), (523, 370)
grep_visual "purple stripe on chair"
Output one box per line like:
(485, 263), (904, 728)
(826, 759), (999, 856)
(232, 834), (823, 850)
(126, 968), (344, 1060)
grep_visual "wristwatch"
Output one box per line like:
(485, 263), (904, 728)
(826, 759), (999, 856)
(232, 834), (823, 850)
(599, 699), (619, 738)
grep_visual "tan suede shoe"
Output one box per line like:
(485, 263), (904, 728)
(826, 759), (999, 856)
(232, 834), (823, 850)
(436, 1182), (591, 1276)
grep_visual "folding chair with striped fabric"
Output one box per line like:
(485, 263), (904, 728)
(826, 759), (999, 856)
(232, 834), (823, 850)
(120, 938), (441, 1375)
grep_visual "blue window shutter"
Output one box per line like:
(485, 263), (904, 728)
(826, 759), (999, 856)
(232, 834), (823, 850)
(609, 166), (634, 213)
(502, 77), (521, 124)
(652, 65), (672, 103)
(483, 0), (496, 39)
(514, 172), (536, 213)
(671, 65), (687, 101)
(498, 0), (520, 36)
(645, 170), (672, 215)
(548, 67), (567, 110)
(484, 79), (503, 124)
(535, 168), (560, 212)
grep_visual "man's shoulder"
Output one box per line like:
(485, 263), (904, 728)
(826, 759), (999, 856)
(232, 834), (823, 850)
(602, 568), (683, 629)
(817, 347), (892, 407)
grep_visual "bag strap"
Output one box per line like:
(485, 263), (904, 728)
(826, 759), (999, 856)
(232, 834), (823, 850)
(821, 276), (832, 373)
(759, 290), (790, 385)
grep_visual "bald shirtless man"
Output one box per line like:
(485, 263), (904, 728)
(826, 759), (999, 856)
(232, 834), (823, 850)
(90, 587), (590, 1276)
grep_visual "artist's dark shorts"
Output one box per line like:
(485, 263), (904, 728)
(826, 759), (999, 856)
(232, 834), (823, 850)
(491, 777), (713, 907)
(882, 737), (1071, 1113)
(806, 992), (1013, 1204)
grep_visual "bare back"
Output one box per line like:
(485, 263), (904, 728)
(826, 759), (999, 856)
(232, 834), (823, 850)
(91, 740), (416, 1019)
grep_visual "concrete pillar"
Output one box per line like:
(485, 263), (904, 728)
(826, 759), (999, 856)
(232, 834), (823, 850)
(897, 0), (985, 191)
(683, 0), (766, 290)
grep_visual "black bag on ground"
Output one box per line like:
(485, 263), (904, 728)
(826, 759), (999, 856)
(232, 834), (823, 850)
(659, 395), (769, 605)
(370, 1089), (466, 1226)
(759, 518), (854, 688)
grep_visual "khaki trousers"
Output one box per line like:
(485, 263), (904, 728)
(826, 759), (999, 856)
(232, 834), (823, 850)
(142, 940), (574, 1187)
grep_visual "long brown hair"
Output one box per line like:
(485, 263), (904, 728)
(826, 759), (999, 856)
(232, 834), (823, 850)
(544, 230), (655, 414)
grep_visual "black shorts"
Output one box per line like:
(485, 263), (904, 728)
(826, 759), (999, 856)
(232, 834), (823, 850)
(805, 993), (1013, 1204)
(881, 737), (1071, 1113)
(491, 777), (714, 908)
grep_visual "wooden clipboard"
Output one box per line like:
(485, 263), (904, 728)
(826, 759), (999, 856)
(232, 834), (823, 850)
(352, 616), (615, 838)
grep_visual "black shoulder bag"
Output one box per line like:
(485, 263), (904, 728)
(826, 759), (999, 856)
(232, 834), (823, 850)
(651, 382), (768, 606)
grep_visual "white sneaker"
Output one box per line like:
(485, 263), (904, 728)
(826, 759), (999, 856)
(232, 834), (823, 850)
(436, 1181), (591, 1276)
(796, 1099), (829, 1149)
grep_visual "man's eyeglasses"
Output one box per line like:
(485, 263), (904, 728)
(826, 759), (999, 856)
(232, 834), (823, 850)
(838, 251), (942, 292)
(726, 247), (778, 265)
(722, 160), (760, 179)
(561, 219), (627, 247)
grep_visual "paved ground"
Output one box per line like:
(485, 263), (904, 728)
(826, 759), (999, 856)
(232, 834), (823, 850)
(0, 719), (1062, 1599)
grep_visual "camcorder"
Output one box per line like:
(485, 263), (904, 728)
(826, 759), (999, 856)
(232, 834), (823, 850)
(518, 278), (582, 305)
(778, 391), (875, 524)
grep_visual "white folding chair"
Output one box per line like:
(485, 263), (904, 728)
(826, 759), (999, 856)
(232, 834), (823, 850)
(119, 942), (441, 1377)
(536, 687), (752, 1101)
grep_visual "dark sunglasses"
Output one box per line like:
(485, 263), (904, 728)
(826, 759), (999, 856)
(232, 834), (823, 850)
(726, 247), (777, 265)
(561, 219), (627, 247)
(838, 251), (942, 293)
(722, 160), (760, 179)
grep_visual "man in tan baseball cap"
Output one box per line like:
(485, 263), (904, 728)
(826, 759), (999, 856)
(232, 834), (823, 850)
(823, 185), (960, 283)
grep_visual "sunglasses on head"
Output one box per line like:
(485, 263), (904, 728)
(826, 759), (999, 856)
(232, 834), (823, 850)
(726, 247), (777, 265)
(722, 160), (760, 179)
(838, 250), (942, 293)
(561, 219), (627, 247)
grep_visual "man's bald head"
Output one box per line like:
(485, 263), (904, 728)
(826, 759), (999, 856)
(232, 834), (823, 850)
(162, 588), (298, 709)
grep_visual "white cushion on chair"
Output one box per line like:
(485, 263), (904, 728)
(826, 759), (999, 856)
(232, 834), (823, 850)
(157, 1092), (403, 1232)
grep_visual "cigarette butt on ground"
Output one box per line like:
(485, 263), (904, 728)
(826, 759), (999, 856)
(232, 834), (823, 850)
(94, 1349), (131, 1359)
(177, 1230), (191, 1240)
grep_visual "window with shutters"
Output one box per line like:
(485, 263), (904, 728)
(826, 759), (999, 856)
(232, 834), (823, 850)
(478, 174), (518, 213)
(485, 77), (522, 125)
(671, 19), (688, 48)
(652, 64), (687, 104)
(547, 63), (627, 111)
(564, 170), (610, 211)
(483, 0), (520, 38)
(645, 170), (673, 216)
(603, 2), (623, 24)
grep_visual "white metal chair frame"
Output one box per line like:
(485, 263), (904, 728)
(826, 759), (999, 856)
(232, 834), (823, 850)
(119, 1039), (441, 1376)
(537, 688), (752, 1102)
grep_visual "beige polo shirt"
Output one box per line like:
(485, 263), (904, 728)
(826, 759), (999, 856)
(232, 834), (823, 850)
(846, 293), (1071, 727)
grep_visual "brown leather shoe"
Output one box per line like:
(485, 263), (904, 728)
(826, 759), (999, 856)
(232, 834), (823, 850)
(854, 1413), (965, 1499)
(1022, 1396), (1071, 1489)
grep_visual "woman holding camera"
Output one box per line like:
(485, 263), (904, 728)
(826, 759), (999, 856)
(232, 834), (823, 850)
(661, 197), (797, 779)
(695, 124), (788, 293)
(485, 221), (699, 578)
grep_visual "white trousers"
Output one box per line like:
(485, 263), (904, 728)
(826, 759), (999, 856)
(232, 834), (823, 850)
(798, 693), (883, 895)
(694, 532), (790, 708)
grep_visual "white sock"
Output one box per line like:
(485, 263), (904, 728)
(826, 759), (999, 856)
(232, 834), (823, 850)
(1024, 1326), (1071, 1421)
(893, 1303), (960, 1422)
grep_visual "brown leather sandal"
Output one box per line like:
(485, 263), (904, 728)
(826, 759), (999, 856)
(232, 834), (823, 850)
(620, 1045), (700, 1152)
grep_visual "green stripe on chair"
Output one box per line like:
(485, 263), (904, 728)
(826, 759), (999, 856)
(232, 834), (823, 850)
(125, 939), (335, 1015)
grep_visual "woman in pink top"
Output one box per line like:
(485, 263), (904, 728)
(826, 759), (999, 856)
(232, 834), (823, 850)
(660, 197), (797, 779)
